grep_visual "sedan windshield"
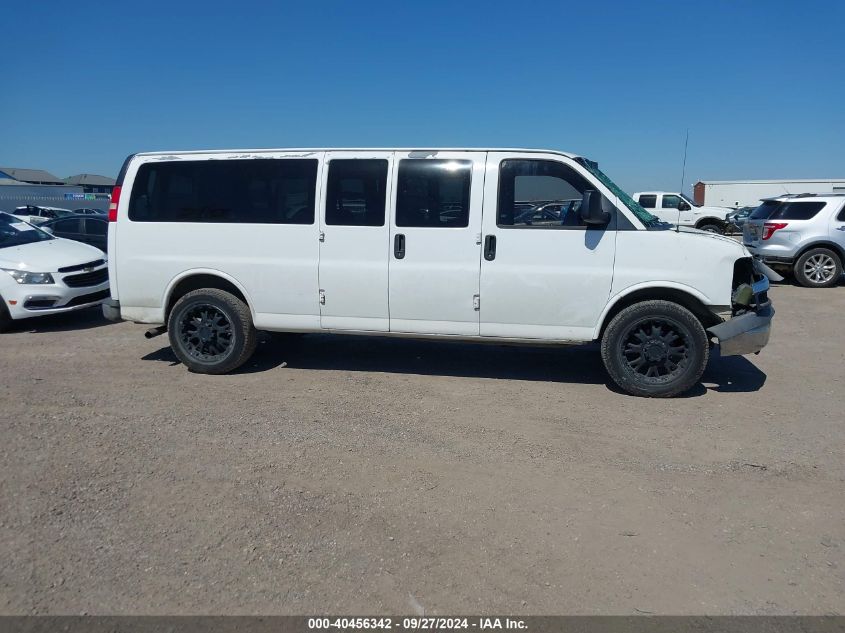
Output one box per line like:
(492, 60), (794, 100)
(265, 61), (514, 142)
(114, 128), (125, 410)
(0, 213), (54, 248)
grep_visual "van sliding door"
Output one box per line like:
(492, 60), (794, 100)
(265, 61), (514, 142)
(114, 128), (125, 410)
(387, 151), (486, 335)
(317, 151), (393, 331)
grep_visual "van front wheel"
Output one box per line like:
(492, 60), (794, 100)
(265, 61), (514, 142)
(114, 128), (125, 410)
(601, 300), (709, 397)
(167, 288), (257, 374)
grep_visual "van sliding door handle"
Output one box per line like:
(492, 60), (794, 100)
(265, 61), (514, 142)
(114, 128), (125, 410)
(483, 234), (497, 261)
(394, 233), (406, 259)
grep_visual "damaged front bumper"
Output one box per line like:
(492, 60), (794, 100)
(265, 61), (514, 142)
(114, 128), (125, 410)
(707, 273), (774, 356)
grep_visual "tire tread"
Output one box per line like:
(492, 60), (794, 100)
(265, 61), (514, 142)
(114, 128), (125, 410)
(167, 288), (257, 374)
(601, 300), (709, 398)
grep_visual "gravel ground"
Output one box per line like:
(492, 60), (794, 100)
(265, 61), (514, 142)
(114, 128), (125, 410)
(1, 283), (843, 615)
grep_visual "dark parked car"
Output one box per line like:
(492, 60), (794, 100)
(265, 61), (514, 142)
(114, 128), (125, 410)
(727, 206), (755, 232)
(40, 215), (108, 252)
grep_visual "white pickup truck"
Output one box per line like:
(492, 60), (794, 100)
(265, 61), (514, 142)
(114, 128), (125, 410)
(632, 192), (731, 233)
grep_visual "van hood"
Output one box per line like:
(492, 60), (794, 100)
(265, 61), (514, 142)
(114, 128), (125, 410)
(0, 238), (105, 272)
(674, 226), (749, 257)
(675, 225), (743, 245)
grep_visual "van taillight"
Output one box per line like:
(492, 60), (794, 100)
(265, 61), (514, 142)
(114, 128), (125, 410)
(762, 222), (787, 240)
(108, 186), (122, 222)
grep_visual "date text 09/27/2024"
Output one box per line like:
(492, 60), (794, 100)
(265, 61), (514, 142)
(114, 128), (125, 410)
(308, 617), (527, 630)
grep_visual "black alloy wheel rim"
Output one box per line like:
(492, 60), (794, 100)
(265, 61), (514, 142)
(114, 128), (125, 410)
(178, 303), (234, 362)
(621, 317), (690, 382)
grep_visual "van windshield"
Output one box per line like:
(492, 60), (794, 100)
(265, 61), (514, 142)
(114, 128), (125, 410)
(575, 158), (662, 227)
(0, 213), (54, 248)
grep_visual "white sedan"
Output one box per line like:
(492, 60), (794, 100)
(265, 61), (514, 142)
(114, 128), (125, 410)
(0, 212), (109, 330)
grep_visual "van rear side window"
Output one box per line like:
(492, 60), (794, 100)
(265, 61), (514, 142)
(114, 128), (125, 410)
(325, 159), (388, 226)
(396, 160), (472, 227)
(128, 159), (318, 224)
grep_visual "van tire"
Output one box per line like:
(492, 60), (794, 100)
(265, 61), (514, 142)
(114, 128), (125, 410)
(601, 300), (709, 397)
(0, 298), (10, 332)
(167, 288), (257, 374)
(793, 247), (842, 288)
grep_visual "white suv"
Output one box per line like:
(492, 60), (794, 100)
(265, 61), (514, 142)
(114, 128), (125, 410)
(632, 192), (731, 233)
(104, 148), (775, 397)
(744, 194), (845, 288)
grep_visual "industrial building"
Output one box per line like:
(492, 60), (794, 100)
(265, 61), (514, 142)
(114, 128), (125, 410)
(0, 167), (65, 185)
(0, 166), (114, 214)
(694, 179), (845, 208)
(64, 173), (117, 194)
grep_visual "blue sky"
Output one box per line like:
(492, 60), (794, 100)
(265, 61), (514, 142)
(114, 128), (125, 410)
(2, 0), (843, 193)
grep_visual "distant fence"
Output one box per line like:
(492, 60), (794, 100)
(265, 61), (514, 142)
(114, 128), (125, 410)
(0, 184), (111, 213)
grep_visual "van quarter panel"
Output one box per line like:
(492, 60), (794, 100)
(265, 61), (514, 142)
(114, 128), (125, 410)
(115, 152), (323, 325)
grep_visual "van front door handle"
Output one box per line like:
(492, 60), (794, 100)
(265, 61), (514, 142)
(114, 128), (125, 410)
(484, 234), (497, 261)
(394, 233), (405, 259)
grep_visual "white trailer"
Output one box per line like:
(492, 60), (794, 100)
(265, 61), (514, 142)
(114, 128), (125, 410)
(694, 179), (845, 208)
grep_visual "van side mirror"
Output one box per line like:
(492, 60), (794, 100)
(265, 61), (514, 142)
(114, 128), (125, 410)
(580, 190), (611, 225)
(678, 201), (691, 211)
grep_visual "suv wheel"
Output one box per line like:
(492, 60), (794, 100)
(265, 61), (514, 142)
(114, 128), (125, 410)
(167, 288), (257, 374)
(601, 300), (709, 397)
(794, 248), (842, 288)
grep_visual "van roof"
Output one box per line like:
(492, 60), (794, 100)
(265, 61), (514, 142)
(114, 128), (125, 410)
(132, 148), (581, 159)
(761, 193), (845, 201)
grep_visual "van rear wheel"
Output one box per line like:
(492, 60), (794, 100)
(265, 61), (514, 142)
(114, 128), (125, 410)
(601, 300), (709, 397)
(0, 299), (11, 332)
(167, 288), (257, 374)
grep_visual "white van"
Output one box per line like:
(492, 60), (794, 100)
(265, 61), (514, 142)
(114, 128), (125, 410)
(105, 148), (774, 397)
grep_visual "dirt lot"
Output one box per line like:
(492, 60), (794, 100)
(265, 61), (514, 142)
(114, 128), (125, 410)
(1, 283), (843, 615)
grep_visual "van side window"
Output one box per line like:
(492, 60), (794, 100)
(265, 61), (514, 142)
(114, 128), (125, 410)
(325, 160), (388, 226)
(497, 159), (591, 228)
(128, 159), (318, 224)
(638, 195), (657, 209)
(662, 195), (681, 209)
(396, 160), (472, 228)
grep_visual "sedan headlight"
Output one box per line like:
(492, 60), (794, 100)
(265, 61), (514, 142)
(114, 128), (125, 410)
(1, 268), (55, 284)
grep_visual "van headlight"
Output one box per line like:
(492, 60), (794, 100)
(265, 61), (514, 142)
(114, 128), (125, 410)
(1, 268), (55, 284)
